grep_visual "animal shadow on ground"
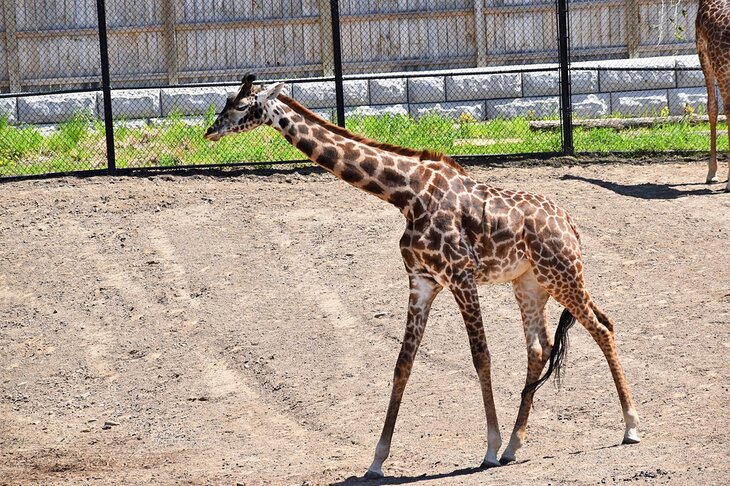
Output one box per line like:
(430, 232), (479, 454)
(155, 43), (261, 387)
(330, 466), (488, 486)
(329, 461), (531, 486)
(560, 174), (722, 200)
(328, 443), (627, 485)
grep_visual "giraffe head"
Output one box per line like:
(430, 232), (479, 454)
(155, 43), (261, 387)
(204, 74), (284, 141)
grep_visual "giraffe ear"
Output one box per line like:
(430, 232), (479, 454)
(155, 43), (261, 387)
(258, 82), (285, 102)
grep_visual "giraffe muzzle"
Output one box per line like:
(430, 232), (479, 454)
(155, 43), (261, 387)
(203, 127), (222, 142)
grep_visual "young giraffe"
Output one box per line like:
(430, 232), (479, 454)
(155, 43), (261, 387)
(204, 75), (641, 478)
(697, 0), (730, 191)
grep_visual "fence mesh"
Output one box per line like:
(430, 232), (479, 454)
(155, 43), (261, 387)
(0, 0), (716, 178)
(1, 1), (106, 176)
(338, 1), (563, 156)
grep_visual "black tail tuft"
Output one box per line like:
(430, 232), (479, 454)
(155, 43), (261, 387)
(522, 308), (576, 398)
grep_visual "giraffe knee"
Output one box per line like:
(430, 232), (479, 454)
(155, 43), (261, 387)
(526, 342), (550, 377)
(527, 341), (543, 362)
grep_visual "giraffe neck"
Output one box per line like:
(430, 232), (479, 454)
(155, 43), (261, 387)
(265, 99), (424, 212)
(698, 0), (727, 14)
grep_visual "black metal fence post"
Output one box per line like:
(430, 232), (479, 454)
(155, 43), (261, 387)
(329, 0), (346, 128)
(557, 0), (574, 156)
(96, 0), (116, 172)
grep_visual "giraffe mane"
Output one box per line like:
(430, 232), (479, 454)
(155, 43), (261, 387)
(277, 94), (468, 176)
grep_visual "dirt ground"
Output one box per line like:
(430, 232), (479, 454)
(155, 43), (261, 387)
(1, 160), (729, 485)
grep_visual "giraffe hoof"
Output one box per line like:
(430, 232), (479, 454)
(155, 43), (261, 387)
(480, 459), (501, 469)
(364, 469), (384, 479)
(622, 429), (641, 445)
(499, 456), (515, 465)
(706, 176), (719, 183)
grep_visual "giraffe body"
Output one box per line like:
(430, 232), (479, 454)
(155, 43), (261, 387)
(697, 0), (730, 190)
(205, 76), (641, 478)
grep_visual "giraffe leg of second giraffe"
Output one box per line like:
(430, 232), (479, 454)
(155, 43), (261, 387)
(725, 113), (730, 192)
(706, 80), (719, 184)
(699, 46), (720, 184)
(719, 80), (730, 191)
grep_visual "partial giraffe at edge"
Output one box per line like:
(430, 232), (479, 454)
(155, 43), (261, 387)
(204, 74), (641, 479)
(697, 0), (730, 191)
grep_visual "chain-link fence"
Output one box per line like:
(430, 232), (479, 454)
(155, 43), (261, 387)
(0, 1), (107, 176)
(0, 0), (713, 178)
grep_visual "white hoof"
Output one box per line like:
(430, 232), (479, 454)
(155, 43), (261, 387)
(364, 468), (384, 479)
(622, 428), (641, 445)
(482, 450), (501, 469)
(707, 175), (719, 183)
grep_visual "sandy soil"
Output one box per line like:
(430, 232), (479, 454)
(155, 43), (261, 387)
(1, 160), (729, 485)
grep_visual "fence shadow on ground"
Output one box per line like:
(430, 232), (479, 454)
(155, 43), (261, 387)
(560, 174), (721, 200)
(0, 163), (325, 184)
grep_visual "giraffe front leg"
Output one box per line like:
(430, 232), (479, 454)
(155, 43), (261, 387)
(365, 275), (441, 479)
(450, 275), (502, 468)
(500, 271), (551, 464)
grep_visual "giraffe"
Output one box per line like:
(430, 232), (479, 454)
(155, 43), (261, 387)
(204, 74), (641, 478)
(697, 0), (730, 191)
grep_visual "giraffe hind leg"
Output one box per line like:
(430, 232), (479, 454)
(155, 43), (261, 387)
(521, 307), (576, 397)
(501, 270), (552, 464)
(525, 215), (640, 445)
(551, 289), (641, 445)
(718, 74), (730, 191)
(587, 300), (641, 444)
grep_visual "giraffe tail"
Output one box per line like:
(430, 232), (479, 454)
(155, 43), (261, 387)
(521, 308), (576, 397)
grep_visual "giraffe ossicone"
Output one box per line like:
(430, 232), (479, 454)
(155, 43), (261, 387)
(205, 74), (641, 478)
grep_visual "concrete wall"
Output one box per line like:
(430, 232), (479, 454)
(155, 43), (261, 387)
(0, 55), (716, 126)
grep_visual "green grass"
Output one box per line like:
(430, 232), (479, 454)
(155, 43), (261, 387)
(0, 109), (726, 177)
(573, 119), (726, 153)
